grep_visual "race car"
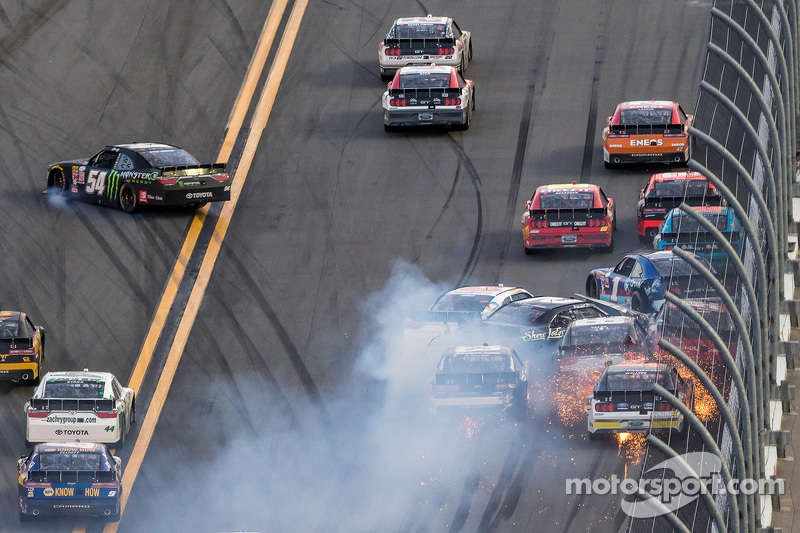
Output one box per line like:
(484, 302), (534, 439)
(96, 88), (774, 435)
(383, 65), (475, 131)
(647, 297), (735, 363)
(481, 296), (645, 359)
(602, 100), (694, 167)
(555, 316), (651, 375)
(587, 362), (694, 438)
(46, 142), (231, 213)
(25, 370), (136, 448)
(636, 171), (722, 238)
(522, 182), (615, 254)
(430, 345), (530, 418)
(418, 285), (534, 322)
(585, 250), (716, 313)
(379, 15), (472, 80)
(653, 206), (742, 271)
(17, 442), (122, 520)
(0, 311), (46, 385)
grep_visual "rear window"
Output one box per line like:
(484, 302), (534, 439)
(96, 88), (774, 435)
(606, 370), (673, 391)
(0, 317), (20, 337)
(669, 213), (729, 232)
(439, 353), (512, 373)
(619, 108), (673, 125)
(539, 191), (594, 209)
(398, 72), (451, 89)
(38, 452), (102, 471)
(486, 304), (547, 325)
(431, 294), (491, 313)
(648, 180), (714, 198)
(43, 380), (105, 399)
(140, 148), (198, 168)
(567, 323), (633, 346)
(391, 23), (449, 39)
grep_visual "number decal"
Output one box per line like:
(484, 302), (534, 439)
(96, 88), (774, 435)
(85, 170), (108, 195)
(609, 276), (622, 302)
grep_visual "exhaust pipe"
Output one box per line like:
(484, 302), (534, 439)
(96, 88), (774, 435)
(674, 156), (682, 162)
(21, 373), (29, 380)
(32, 509), (40, 516)
(613, 157), (620, 163)
(104, 509), (112, 516)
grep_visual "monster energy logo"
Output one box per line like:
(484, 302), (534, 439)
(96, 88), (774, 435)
(108, 171), (120, 201)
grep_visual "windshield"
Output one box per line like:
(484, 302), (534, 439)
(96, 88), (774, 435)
(391, 22), (449, 39)
(398, 73), (451, 89)
(486, 304), (547, 325)
(619, 108), (674, 125)
(140, 148), (198, 168)
(43, 380), (105, 399)
(439, 353), (513, 373)
(38, 452), (102, 471)
(649, 180), (714, 198)
(431, 293), (491, 313)
(539, 191), (594, 209)
(606, 370), (673, 391)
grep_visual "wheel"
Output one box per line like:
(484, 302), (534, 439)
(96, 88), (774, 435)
(604, 161), (615, 169)
(460, 108), (471, 131)
(588, 431), (602, 441)
(19, 511), (32, 522)
(471, 88), (476, 110)
(118, 183), (138, 213)
(131, 397), (136, 424)
(187, 201), (208, 209)
(384, 124), (397, 133)
(631, 291), (652, 313)
(380, 69), (393, 82)
(586, 277), (599, 298)
(524, 246), (535, 255)
(48, 168), (67, 193)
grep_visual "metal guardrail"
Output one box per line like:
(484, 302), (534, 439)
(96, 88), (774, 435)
(625, 1), (799, 532)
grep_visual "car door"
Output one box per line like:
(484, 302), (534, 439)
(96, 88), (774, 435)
(604, 257), (635, 303)
(82, 149), (119, 204)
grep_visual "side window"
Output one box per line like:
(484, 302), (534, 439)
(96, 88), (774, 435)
(94, 151), (119, 169)
(599, 189), (609, 207)
(678, 106), (688, 123)
(451, 21), (462, 38)
(111, 379), (123, 399)
(615, 258), (635, 277)
(511, 292), (529, 302)
(630, 261), (644, 279)
(115, 153), (134, 171)
(25, 317), (35, 336)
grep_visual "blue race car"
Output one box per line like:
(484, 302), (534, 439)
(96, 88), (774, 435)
(652, 206), (742, 271)
(18, 442), (122, 521)
(585, 250), (716, 313)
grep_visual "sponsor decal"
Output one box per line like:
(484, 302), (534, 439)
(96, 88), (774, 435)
(118, 171), (155, 181)
(85, 487), (100, 497)
(53, 487), (74, 497)
(139, 190), (148, 203)
(0, 353), (7, 360)
(631, 139), (663, 147)
(186, 191), (213, 200)
(178, 180), (202, 187)
(55, 429), (90, 436)
(109, 490), (117, 497)
(522, 330), (548, 342)
(53, 504), (90, 509)
(43, 488), (54, 497)
(147, 194), (164, 201)
(72, 167), (79, 182)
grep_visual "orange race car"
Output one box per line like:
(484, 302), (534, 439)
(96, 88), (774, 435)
(522, 182), (615, 254)
(602, 100), (693, 168)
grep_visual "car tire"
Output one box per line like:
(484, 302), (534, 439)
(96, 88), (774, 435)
(187, 201), (208, 209)
(131, 397), (136, 424)
(119, 183), (138, 214)
(461, 108), (471, 131)
(586, 277), (599, 298)
(604, 161), (615, 169)
(48, 168), (67, 194)
(588, 431), (602, 441)
(384, 124), (397, 133)
(631, 291), (653, 313)
(380, 69), (393, 82)
(524, 246), (535, 255)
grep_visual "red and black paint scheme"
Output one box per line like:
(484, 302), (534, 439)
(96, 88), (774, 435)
(18, 442), (122, 520)
(636, 171), (722, 238)
(46, 142), (231, 213)
(0, 311), (45, 386)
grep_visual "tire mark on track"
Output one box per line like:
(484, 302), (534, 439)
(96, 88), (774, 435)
(446, 135), (484, 287)
(224, 245), (332, 432)
(448, 468), (481, 533)
(0, 0), (68, 66)
(579, 0), (611, 181)
(413, 164), (461, 261)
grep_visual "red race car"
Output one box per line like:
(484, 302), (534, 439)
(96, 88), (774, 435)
(522, 182), (615, 254)
(636, 171), (722, 238)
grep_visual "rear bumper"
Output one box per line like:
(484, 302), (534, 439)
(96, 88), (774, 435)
(20, 497), (120, 517)
(0, 362), (39, 381)
(523, 228), (612, 249)
(27, 422), (120, 444)
(638, 218), (664, 237)
(379, 55), (459, 72)
(588, 413), (681, 433)
(160, 185), (231, 206)
(385, 109), (466, 127)
(603, 147), (687, 165)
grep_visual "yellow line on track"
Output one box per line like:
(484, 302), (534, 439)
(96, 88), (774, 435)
(102, 0), (309, 531)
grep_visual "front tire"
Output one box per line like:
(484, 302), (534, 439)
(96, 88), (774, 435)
(48, 168), (67, 193)
(631, 291), (652, 313)
(119, 183), (138, 213)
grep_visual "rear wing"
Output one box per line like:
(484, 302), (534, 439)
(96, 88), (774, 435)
(27, 470), (116, 483)
(388, 88), (461, 107)
(528, 207), (607, 219)
(0, 337), (32, 350)
(434, 371), (519, 386)
(160, 163), (226, 177)
(643, 196), (722, 207)
(610, 124), (684, 135)
(659, 231), (740, 244)
(30, 398), (115, 412)
(384, 37), (455, 47)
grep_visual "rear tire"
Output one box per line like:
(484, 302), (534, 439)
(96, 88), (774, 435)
(524, 246), (535, 255)
(119, 183), (138, 214)
(49, 168), (67, 193)
(586, 277), (599, 298)
(384, 124), (397, 133)
(604, 161), (615, 169)
(380, 69), (393, 82)
(631, 291), (652, 313)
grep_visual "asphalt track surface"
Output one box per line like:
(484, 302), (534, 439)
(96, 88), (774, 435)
(0, 1), (714, 532)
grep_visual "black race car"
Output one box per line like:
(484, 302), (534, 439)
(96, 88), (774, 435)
(46, 143), (231, 213)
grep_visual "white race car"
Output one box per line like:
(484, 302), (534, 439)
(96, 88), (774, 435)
(383, 65), (475, 131)
(379, 15), (472, 80)
(25, 370), (136, 448)
(587, 362), (693, 439)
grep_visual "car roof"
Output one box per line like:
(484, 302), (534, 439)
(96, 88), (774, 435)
(444, 286), (525, 297)
(442, 345), (514, 357)
(0, 310), (22, 320)
(537, 182), (598, 193)
(650, 171), (706, 182)
(397, 65), (455, 75)
(113, 142), (178, 152)
(393, 16), (450, 25)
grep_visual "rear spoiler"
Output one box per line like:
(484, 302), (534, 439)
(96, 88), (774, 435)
(389, 88), (459, 98)
(27, 470), (116, 483)
(659, 231), (740, 243)
(435, 371), (519, 385)
(0, 337), (32, 349)
(160, 162), (226, 174)
(384, 37), (455, 46)
(30, 398), (115, 411)
(528, 207), (607, 218)
(643, 196), (721, 206)
(609, 124), (684, 135)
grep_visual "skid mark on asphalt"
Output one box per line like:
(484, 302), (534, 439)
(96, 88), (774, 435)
(449, 468), (481, 533)
(579, 0), (611, 181)
(0, 0), (68, 63)
(415, 164), (462, 258)
(446, 135), (484, 287)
